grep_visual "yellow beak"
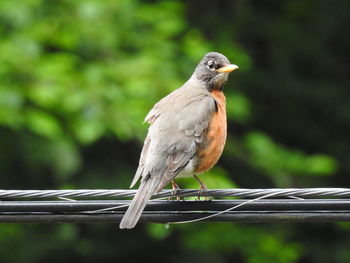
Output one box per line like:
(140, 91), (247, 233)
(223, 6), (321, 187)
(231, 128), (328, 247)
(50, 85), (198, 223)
(216, 64), (239, 73)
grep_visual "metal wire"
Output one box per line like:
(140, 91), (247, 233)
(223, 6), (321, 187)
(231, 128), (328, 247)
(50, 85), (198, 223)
(2, 199), (350, 212)
(2, 212), (350, 223)
(1, 188), (350, 223)
(1, 188), (350, 199)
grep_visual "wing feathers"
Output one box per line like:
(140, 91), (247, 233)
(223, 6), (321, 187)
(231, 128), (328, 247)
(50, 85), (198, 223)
(130, 136), (151, 188)
(121, 87), (216, 228)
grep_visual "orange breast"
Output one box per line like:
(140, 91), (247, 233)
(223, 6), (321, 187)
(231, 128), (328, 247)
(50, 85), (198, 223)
(195, 90), (227, 174)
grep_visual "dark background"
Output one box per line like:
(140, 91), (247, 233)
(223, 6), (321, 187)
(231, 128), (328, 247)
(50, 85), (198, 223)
(0, 0), (349, 262)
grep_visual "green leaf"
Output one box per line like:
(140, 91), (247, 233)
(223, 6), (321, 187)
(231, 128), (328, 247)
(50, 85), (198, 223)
(25, 109), (62, 138)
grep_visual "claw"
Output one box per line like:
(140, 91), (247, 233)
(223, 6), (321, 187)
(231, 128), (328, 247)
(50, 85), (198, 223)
(171, 180), (181, 200)
(194, 175), (209, 200)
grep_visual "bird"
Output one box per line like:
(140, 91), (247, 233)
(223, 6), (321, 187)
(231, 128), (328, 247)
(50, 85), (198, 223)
(119, 52), (238, 229)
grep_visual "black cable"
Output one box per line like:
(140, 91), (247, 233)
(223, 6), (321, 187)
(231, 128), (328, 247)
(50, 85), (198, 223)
(1, 199), (350, 212)
(1, 188), (350, 224)
(1, 211), (350, 223)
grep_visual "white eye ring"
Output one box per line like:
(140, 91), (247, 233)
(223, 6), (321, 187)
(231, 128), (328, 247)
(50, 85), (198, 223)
(207, 60), (215, 71)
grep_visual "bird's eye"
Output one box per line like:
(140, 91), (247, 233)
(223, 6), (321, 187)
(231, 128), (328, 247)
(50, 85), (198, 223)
(207, 60), (215, 71)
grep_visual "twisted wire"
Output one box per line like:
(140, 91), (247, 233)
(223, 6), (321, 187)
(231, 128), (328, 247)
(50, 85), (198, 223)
(0, 188), (350, 199)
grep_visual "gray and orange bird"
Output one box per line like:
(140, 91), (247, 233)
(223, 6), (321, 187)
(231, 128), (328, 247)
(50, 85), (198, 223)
(119, 52), (238, 229)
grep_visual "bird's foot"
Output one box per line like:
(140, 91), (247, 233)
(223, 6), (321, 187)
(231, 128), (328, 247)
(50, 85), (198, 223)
(170, 180), (181, 200)
(196, 183), (210, 200)
(194, 175), (210, 200)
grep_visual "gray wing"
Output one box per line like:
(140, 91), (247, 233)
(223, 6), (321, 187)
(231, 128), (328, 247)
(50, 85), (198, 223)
(130, 88), (216, 192)
(120, 88), (216, 229)
(130, 136), (150, 188)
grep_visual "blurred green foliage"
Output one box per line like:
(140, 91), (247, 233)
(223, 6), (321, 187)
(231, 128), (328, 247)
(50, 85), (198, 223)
(0, 0), (349, 262)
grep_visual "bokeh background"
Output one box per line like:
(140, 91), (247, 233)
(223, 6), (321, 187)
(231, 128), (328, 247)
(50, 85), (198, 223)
(0, 0), (349, 262)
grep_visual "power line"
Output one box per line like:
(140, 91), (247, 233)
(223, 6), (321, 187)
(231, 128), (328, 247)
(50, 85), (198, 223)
(2, 212), (350, 223)
(1, 199), (350, 212)
(1, 188), (350, 199)
(1, 188), (350, 224)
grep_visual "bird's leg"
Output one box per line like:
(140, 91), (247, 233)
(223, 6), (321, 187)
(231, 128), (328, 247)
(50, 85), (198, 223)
(194, 175), (208, 200)
(171, 180), (181, 200)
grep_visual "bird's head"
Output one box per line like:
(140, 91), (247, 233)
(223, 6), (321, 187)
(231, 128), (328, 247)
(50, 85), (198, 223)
(193, 52), (239, 91)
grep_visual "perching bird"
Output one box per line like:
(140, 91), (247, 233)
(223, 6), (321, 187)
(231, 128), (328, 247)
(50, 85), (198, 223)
(119, 52), (238, 229)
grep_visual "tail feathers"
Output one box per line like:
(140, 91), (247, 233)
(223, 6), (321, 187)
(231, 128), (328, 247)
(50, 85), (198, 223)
(130, 165), (143, 189)
(119, 179), (154, 229)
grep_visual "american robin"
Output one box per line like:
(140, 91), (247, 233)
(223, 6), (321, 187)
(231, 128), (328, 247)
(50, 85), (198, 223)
(119, 52), (238, 229)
